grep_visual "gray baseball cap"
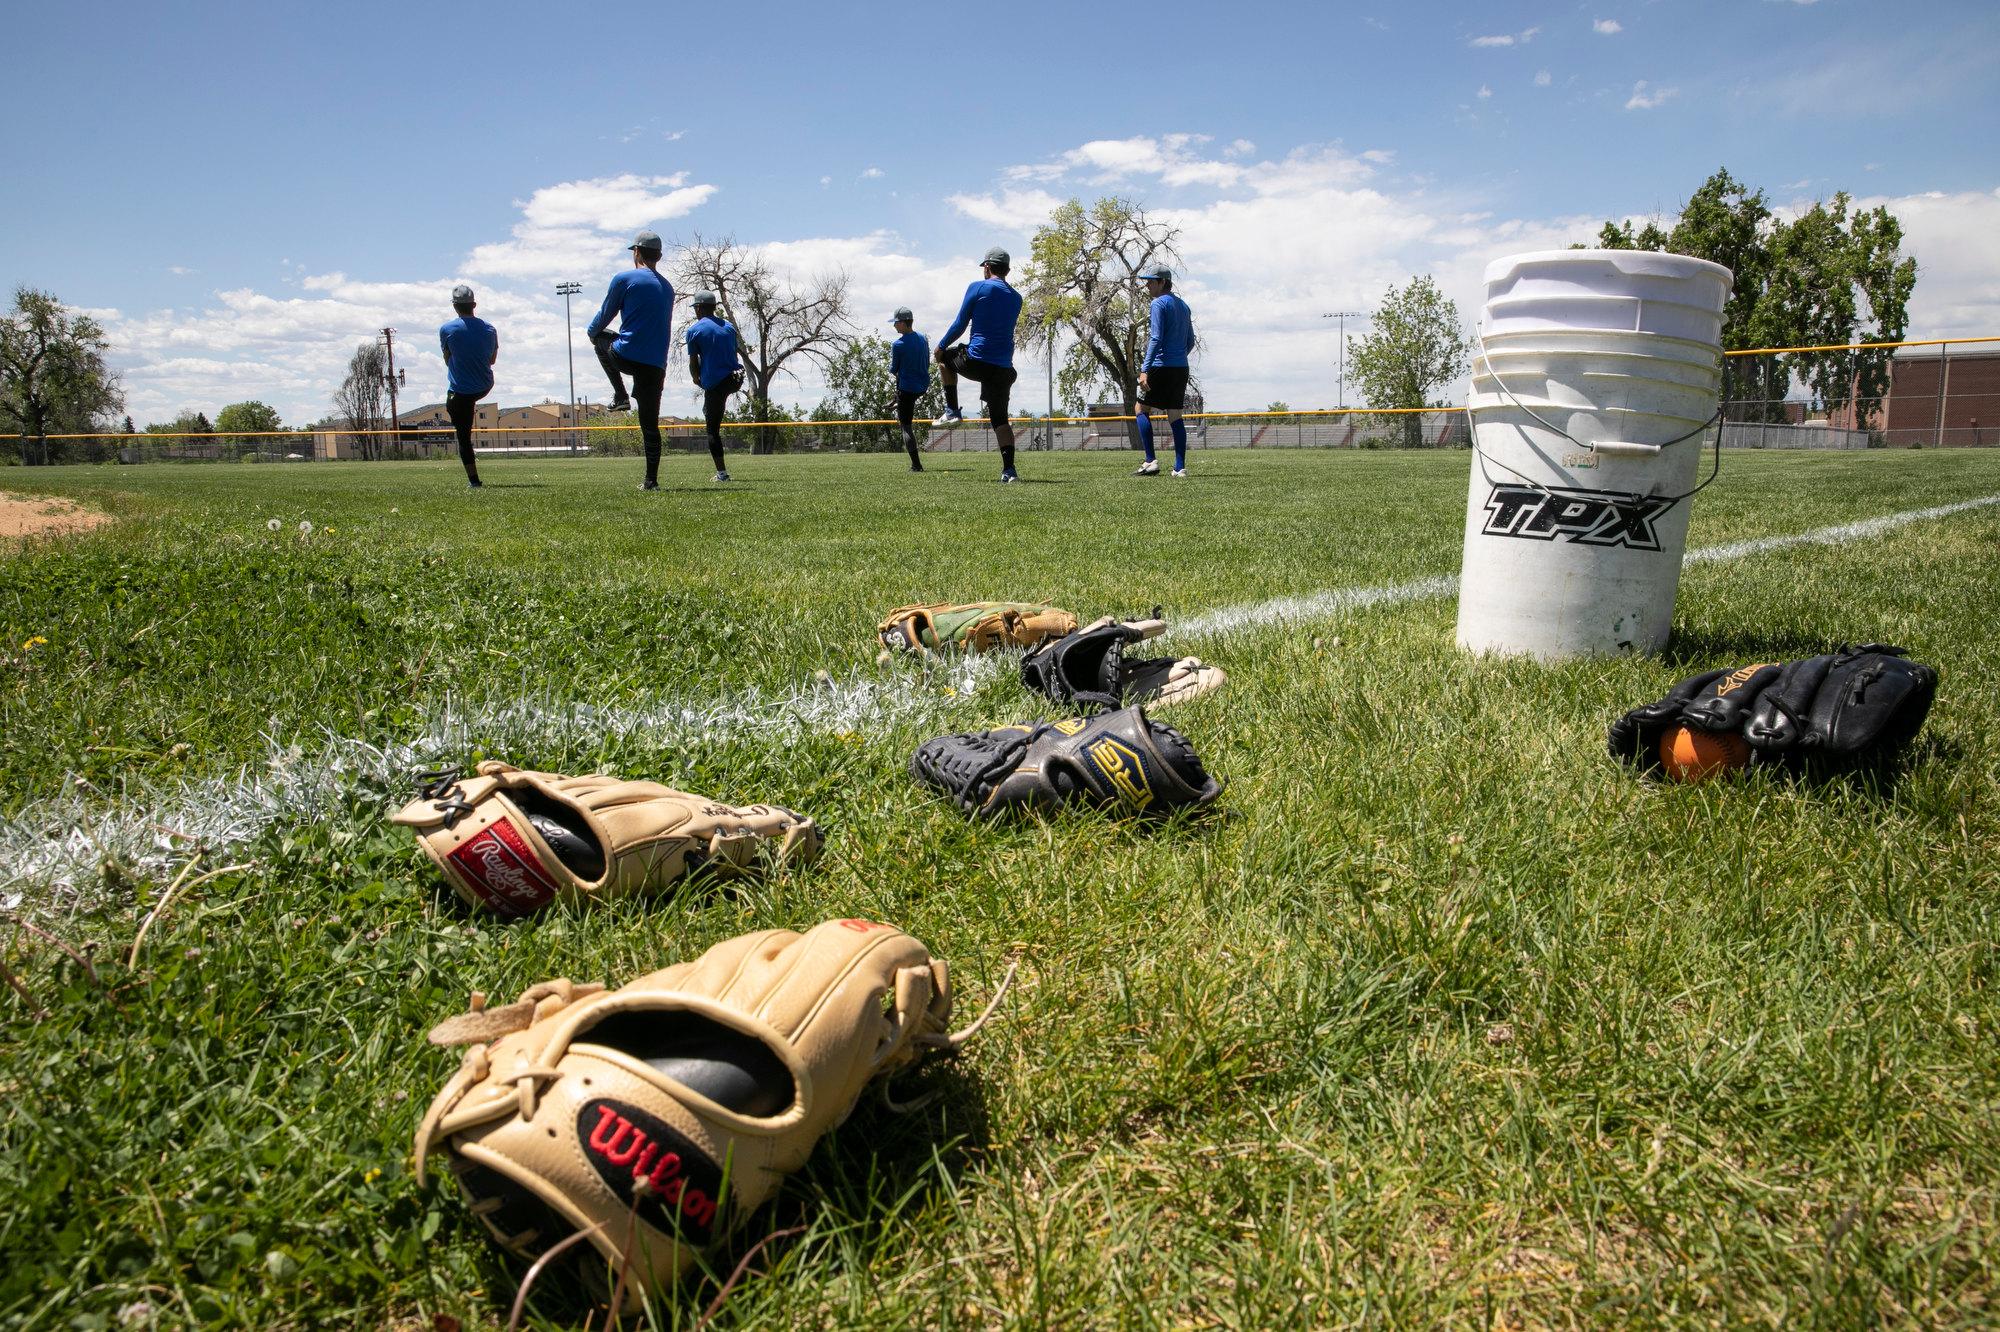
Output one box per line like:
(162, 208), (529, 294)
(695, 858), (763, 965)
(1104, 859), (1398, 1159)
(692, 289), (719, 309)
(890, 306), (914, 324)
(982, 246), (1011, 270)
(1136, 265), (1172, 282)
(451, 283), (476, 305)
(630, 230), (664, 254)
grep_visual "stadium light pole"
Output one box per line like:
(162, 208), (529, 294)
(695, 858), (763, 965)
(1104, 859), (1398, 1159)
(1322, 311), (1363, 408)
(556, 281), (583, 453)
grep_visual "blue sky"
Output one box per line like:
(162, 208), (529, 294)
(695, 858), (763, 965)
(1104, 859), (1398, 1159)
(4, 0), (1995, 425)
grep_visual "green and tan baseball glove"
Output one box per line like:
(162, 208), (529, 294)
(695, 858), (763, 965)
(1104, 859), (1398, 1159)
(877, 601), (1078, 654)
(392, 762), (821, 917)
(415, 919), (998, 1307)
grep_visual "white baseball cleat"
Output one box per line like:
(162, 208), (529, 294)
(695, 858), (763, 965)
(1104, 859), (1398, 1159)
(1171, 468), (1188, 478)
(1133, 459), (1159, 476)
(932, 410), (965, 426)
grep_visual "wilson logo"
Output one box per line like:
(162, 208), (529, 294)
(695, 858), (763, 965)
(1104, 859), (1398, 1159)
(1479, 483), (1675, 551)
(579, 1100), (724, 1244)
(448, 820), (560, 916)
(1086, 737), (1154, 811)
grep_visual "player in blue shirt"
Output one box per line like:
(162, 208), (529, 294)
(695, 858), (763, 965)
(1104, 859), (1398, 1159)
(438, 283), (498, 488)
(1133, 265), (1195, 477)
(684, 291), (743, 482)
(586, 230), (675, 489)
(934, 247), (1025, 482)
(888, 306), (930, 471)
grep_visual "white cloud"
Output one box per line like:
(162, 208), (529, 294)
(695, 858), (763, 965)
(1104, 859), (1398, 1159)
(167, 265), (194, 276)
(1224, 139), (1256, 158)
(861, 167), (885, 179)
(1625, 81), (1677, 110)
(462, 173), (719, 282)
(944, 188), (1066, 232)
(1593, 18), (1623, 34)
(1534, 70), (1552, 86)
(1471, 25), (1540, 47)
(1362, 149), (1396, 164)
(1477, 85), (1493, 100)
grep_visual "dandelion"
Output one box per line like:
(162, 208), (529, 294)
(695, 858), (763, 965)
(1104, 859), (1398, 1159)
(266, 518), (281, 532)
(298, 520), (313, 536)
(22, 636), (47, 650)
(363, 1167), (382, 1185)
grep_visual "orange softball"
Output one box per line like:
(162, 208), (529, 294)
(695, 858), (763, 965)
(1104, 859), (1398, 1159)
(1658, 724), (1751, 782)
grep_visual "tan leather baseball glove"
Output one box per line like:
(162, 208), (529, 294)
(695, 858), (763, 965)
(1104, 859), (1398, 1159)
(414, 919), (1000, 1306)
(391, 762), (821, 917)
(877, 601), (1078, 654)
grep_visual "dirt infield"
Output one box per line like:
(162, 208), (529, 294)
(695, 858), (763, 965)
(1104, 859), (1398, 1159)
(0, 491), (111, 544)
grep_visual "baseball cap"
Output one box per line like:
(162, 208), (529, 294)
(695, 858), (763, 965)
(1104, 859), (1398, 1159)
(692, 289), (719, 308)
(1136, 265), (1172, 282)
(889, 306), (914, 324)
(982, 247), (1011, 270)
(451, 283), (476, 305)
(630, 230), (664, 254)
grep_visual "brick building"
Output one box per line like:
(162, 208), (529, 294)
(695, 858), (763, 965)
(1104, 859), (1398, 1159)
(1880, 347), (2000, 448)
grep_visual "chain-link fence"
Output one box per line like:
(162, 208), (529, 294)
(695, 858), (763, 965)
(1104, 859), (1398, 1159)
(7, 339), (1995, 465)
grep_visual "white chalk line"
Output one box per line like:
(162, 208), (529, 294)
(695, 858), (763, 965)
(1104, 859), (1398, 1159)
(6, 492), (1996, 914)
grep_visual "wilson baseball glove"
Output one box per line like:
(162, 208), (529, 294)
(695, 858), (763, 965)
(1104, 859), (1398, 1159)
(1609, 644), (1938, 773)
(392, 762), (822, 917)
(415, 919), (996, 1306)
(1020, 613), (1225, 712)
(878, 601), (1078, 655)
(911, 705), (1223, 818)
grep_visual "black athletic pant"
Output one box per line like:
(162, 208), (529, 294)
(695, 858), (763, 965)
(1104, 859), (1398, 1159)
(702, 385), (731, 472)
(896, 390), (922, 467)
(445, 390), (485, 480)
(596, 337), (665, 482)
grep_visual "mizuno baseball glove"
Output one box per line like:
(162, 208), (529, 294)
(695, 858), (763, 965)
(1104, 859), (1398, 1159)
(878, 601), (1078, 655)
(1020, 613), (1226, 713)
(415, 919), (985, 1307)
(1608, 644), (1938, 773)
(392, 762), (822, 917)
(911, 705), (1223, 818)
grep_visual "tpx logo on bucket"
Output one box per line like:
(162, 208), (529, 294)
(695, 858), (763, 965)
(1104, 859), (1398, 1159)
(1479, 483), (1674, 551)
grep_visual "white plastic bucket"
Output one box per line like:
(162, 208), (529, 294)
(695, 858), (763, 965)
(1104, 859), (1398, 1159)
(1455, 249), (1733, 659)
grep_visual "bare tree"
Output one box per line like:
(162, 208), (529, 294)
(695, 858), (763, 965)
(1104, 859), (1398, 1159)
(331, 341), (387, 460)
(1016, 198), (1180, 431)
(676, 234), (849, 454)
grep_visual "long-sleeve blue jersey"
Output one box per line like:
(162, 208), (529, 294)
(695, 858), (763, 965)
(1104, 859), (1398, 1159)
(938, 277), (1022, 368)
(585, 268), (675, 368)
(1143, 292), (1193, 370)
(890, 330), (931, 392)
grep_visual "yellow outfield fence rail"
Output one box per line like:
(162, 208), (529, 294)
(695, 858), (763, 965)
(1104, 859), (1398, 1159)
(8, 335), (1998, 463)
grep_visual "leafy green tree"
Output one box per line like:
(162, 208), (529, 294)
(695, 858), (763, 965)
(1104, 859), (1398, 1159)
(1017, 197), (1179, 420)
(146, 411), (213, 435)
(1265, 400), (1292, 414)
(215, 400), (283, 446)
(1347, 276), (1469, 447)
(0, 287), (124, 458)
(1592, 169), (1914, 424)
(813, 336), (944, 449)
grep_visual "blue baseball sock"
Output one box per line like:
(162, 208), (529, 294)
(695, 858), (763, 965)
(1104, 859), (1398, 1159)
(1137, 411), (1156, 462)
(1170, 417), (1187, 470)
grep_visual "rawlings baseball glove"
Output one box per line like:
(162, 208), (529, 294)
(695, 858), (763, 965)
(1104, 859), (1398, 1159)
(392, 762), (821, 917)
(415, 919), (997, 1306)
(911, 705), (1223, 818)
(1609, 644), (1938, 773)
(1020, 612), (1226, 712)
(878, 601), (1078, 655)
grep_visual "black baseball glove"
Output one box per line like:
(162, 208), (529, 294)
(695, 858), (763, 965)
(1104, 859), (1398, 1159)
(911, 706), (1223, 818)
(1608, 644), (1938, 773)
(1020, 613), (1226, 713)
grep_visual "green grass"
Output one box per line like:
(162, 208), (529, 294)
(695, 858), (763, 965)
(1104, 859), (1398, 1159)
(1, 448), (1997, 1329)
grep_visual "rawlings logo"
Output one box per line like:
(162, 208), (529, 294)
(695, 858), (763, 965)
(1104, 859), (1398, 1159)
(1479, 483), (1675, 551)
(1086, 737), (1154, 811)
(448, 820), (560, 916)
(580, 1100), (724, 1244)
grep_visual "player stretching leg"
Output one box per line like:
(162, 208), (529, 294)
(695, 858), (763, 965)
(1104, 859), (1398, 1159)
(587, 230), (675, 489)
(438, 283), (497, 488)
(1133, 265), (1194, 478)
(889, 306), (930, 471)
(685, 291), (742, 482)
(934, 247), (1024, 483)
